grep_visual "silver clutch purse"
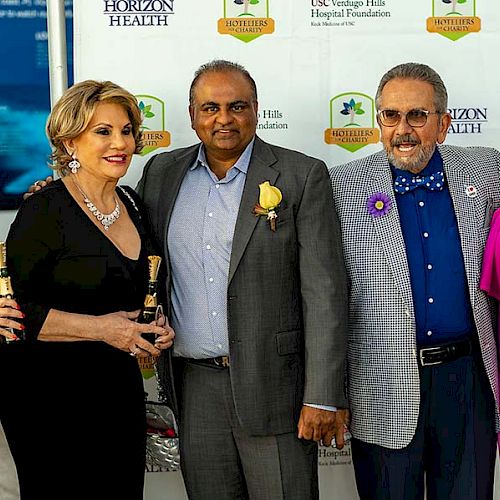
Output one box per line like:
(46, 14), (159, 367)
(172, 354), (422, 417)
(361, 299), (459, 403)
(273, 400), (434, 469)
(145, 401), (180, 471)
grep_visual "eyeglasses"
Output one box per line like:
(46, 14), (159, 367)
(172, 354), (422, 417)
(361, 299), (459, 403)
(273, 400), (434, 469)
(377, 109), (441, 128)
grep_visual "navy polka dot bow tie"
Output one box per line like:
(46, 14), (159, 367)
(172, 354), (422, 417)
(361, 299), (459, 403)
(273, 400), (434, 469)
(393, 171), (445, 194)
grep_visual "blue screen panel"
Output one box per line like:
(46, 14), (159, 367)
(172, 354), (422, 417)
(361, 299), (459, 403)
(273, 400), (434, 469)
(0, 1), (73, 210)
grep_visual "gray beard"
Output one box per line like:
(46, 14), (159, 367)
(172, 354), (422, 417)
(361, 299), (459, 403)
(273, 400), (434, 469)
(386, 144), (436, 173)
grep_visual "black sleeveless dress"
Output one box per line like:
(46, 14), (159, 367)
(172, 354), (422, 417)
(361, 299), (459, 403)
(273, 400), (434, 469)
(1, 179), (149, 499)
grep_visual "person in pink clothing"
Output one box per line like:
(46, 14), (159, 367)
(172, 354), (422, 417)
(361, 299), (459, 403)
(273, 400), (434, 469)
(480, 206), (500, 449)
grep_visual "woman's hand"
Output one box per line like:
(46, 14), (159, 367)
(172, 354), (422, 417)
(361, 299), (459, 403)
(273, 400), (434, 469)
(151, 312), (175, 351)
(0, 298), (24, 341)
(97, 310), (174, 358)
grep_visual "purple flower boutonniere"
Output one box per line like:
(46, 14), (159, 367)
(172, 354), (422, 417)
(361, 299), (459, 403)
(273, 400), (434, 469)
(367, 192), (392, 217)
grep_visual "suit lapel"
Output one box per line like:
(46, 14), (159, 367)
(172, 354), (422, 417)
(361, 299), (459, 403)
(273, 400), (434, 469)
(228, 138), (279, 284)
(440, 146), (479, 309)
(367, 153), (415, 316)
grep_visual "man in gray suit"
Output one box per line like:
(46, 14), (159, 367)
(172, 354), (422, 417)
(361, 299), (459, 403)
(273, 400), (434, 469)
(330, 62), (499, 499)
(136, 60), (349, 499)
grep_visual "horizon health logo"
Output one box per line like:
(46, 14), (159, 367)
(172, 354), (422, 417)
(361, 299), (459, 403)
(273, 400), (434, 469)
(103, 0), (175, 27)
(427, 0), (480, 41)
(324, 93), (380, 153)
(218, 0), (275, 43)
(136, 95), (171, 156)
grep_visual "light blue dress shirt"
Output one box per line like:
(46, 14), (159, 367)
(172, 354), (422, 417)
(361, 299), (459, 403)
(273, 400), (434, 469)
(167, 140), (254, 358)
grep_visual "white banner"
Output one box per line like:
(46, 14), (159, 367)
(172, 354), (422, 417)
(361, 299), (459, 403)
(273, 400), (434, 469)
(69, 1), (500, 498)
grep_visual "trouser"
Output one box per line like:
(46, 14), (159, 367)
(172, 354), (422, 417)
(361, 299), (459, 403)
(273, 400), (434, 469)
(352, 351), (497, 500)
(177, 360), (319, 500)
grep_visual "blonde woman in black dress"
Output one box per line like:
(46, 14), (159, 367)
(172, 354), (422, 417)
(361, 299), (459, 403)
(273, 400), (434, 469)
(2, 81), (174, 499)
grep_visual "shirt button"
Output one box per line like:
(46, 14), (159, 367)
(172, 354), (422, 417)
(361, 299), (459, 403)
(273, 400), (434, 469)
(206, 244), (211, 250)
(212, 311), (217, 317)
(427, 330), (433, 336)
(423, 232), (429, 238)
(428, 297), (434, 304)
(208, 212), (213, 217)
(419, 201), (425, 207)
(427, 264), (433, 270)
(208, 277), (214, 283)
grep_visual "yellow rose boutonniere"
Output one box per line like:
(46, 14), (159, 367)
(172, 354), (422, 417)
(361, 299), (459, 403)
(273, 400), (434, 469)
(253, 181), (283, 232)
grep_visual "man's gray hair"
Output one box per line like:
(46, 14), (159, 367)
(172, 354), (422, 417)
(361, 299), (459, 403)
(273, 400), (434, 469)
(375, 62), (448, 113)
(189, 60), (258, 105)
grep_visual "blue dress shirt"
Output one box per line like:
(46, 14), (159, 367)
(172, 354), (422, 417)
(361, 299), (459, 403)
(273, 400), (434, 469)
(392, 149), (474, 346)
(167, 140), (254, 358)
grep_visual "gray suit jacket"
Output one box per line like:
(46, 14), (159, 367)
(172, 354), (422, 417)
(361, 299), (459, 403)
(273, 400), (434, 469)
(330, 145), (500, 449)
(136, 136), (348, 435)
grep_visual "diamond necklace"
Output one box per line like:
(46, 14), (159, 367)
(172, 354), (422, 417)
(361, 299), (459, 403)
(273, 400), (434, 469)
(72, 176), (121, 231)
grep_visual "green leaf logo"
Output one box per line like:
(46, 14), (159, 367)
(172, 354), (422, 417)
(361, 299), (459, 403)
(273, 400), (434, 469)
(139, 101), (155, 120)
(135, 95), (171, 156)
(340, 98), (365, 127)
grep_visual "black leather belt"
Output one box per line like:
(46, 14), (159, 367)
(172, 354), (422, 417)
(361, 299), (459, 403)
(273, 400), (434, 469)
(183, 356), (230, 368)
(418, 338), (473, 367)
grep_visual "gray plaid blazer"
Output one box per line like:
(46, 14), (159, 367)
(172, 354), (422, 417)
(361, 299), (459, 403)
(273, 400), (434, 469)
(330, 145), (500, 449)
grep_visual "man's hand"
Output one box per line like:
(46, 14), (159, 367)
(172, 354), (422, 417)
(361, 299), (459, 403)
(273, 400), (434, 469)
(297, 406), (350, 449)
(23, 176), (54, 200)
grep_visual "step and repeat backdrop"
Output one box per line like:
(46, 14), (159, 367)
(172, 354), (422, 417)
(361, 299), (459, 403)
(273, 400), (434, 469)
(1, 0), (500, 498)
(71, 2), (500, 499)
(73, 0), (500, 192)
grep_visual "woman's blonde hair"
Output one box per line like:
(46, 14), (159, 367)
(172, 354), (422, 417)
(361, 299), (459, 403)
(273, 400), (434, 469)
(46, 80), (143, 174)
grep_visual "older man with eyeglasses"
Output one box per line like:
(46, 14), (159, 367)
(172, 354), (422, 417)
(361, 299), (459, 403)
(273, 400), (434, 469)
(330, 62), (500, 500)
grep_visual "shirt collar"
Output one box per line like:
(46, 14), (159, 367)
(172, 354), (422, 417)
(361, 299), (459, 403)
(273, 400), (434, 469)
(391, 147), (444, 179)
(191, 137), (255, 175)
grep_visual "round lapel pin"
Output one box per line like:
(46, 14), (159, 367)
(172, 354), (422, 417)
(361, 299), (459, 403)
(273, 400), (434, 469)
(465, 185), (477, 198)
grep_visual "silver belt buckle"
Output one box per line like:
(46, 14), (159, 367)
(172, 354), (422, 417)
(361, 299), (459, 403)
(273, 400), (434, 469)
(419, 346), (443, 366)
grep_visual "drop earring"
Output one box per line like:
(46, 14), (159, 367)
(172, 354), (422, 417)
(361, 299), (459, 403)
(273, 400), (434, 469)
(68, 154), (81, 174)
